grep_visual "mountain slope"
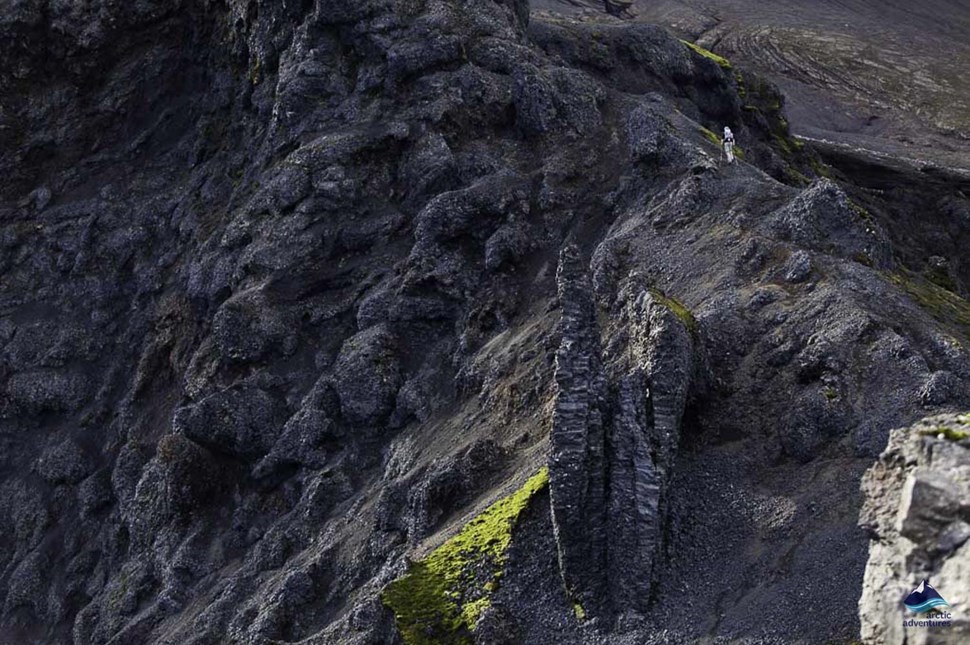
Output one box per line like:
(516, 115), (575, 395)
(540, 0), (970, 172)
(1, 1), (969, 643)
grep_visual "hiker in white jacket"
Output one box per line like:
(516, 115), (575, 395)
(723, 126), (736, 163)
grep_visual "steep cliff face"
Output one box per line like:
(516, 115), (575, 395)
(1, 1), (969, 644)
(550, 245), (693, 619)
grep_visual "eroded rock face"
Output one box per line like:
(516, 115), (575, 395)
(549, 246), (694, 619)
(549, 245), (611, 615)
(764, 179), (892, 268)
(331, 324), (403, 429)
(1, 0), (969, 643)
(859, 414), (970, 644)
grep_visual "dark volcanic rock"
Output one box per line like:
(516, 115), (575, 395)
(549, 245), (611, 616)
(549, 246), (695, 619)
(331, 324), (403, 428)
(1, 0), (968, 643)
(763, 178), (892, 267)
(34, 438), (94, 485)
(173, 384), (289, 459)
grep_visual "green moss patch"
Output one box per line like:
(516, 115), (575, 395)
(700, 126), (720, 147)
(848, 200), (873, 223)
(920, 414), (970, 441)
(784, 167), (811, 186)
(920, 425), (969, 441)
(649, 288), (697, 332)
(680, 40), (732, 69)
(808, 156), (832, 178)
(383, 468), (549, 645)
(572, 601), (587, 621)
(772, 133), (793, 156)
(888, 271), (970, 341)
(248, 57), (262, 85)
(924, 263), (959, 293)
(735, 71), (747, 98)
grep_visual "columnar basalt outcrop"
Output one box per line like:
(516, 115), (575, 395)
(606, 285), (694, 614)
(549, 246), (694, 619)
(2, 0), (969, 642)
(549, 245), (611, 616)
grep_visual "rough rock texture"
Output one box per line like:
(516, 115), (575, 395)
(763, 178), (892, 268)
(549, 245), (611, 616)
(549, 246), (694, 619)
(859, 414), (970, 645)
(1, 0), (969, 643)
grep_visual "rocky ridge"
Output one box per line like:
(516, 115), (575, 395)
(0, 0), (969, 643)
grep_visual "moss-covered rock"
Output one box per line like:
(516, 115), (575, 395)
(888, 271), (970, 341)
(918, 413), (970, 441)
(680, 40), (732, 69)
(382, 468), (549, 645)
(649, 287), (698, 333)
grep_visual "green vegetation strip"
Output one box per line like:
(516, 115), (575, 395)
(383, 468), (549, 645)
(920, 414), (970, 442)
(888, 271), (970, 341)
(680, 40), (732, 69)
(650, 288), (697, 332)
(920, 426), (969, 441)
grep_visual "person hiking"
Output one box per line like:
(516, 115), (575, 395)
(723, 126), (736, 164)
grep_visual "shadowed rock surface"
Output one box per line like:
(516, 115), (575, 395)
(1, 0), (969, 643)
(550, 244), (694, 619)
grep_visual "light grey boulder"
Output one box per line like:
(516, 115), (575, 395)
(859, 414), (970, 644)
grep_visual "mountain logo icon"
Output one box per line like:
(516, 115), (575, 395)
(903, 580), (950, 614)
